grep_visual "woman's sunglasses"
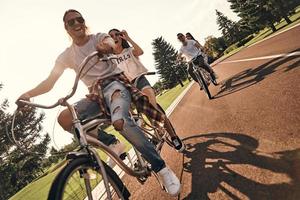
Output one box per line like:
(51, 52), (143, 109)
(66, 17), (85, 27)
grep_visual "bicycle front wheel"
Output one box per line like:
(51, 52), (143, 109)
(48, 157), (130, 200)
(196, 70), (212, 99)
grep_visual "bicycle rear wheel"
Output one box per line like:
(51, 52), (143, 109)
(48, 157), (130, 200)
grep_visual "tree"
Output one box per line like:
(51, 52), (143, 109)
(0, 84), (50, 200)
(204, 36), (228, 59)
(152, 37), (187, 89)
(265, 0), (299, 24)
(216, 10), (238, 45)
(227, 0), (280, 33)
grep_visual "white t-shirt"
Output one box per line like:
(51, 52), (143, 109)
(53, 33), (123, 87)
(179, 40), (201, 62)
(115, 47), (148, 81)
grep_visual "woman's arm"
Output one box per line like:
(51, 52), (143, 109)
(120, 30), (143, 57)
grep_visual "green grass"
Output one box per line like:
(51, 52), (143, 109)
(156, 80), (190, 110)
(219, 8), (300, 61)
(9, 80), (192, 200)
(10, 165), (64, 200)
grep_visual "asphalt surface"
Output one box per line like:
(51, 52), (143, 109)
(121, 24), (300, 200)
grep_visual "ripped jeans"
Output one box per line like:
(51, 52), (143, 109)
(75, 80), (165, 172)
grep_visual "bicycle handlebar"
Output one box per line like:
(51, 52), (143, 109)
(17, 51), (118, 109)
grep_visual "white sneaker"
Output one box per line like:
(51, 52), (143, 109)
(157, 166), (181, 196)
(107, 140), (126, 167)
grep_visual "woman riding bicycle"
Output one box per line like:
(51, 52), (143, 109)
(17, 9), (180, 196)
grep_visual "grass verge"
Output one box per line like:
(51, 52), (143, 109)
(217, 8), (300, 62)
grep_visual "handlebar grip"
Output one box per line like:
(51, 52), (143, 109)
(146, 72), (156, 75)
(16, 99), (29, 109)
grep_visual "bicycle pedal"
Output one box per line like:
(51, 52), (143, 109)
(136, 176), (147, 184)
(119, 152), (127, 160)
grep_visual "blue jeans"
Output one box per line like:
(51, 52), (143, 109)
(75, 81), (165, 172)
(132, 75), (152, 91)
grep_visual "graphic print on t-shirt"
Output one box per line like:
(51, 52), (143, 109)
(116, 53), (131, 65)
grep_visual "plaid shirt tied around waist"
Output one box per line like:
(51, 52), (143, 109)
(87, 73), (165, 127)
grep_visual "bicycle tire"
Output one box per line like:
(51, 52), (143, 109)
(48, 157), (130, 200)
(196, 70), (212, 99)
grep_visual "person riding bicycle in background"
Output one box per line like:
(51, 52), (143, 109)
(185, 32), (200, 46)
(107, 28), (185, 152)
(16, 9), (181, 196)
(185, 32), (210, 65)
(177, 33), (217, 85)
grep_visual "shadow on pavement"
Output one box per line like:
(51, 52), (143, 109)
(180, 132), (300, 200)
(214, 48), (300, 99)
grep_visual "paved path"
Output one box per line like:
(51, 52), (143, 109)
(121, 25), (300, 200)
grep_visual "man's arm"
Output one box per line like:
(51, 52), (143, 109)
(177, 52), (183, 61)
(17, 65), (64, 101)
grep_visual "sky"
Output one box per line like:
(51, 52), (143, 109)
(0, 0), (238, 148)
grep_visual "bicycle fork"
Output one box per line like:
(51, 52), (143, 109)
(70, 109), (113, 200)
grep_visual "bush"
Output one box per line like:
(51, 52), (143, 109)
(237, 35), (254, 47)
(224, 43), (239, 55)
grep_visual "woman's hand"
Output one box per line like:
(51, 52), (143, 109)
(119, 30), (130, 41)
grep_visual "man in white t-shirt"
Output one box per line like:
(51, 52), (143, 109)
(176, 33), (217, 85)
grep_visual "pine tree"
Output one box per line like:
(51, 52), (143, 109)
(0, 84), (50, 200)
(227, 0), (279, 33)
(266, 0), (299, 24)
(215, 10), (240, 45)
(152, 37), (187, 89)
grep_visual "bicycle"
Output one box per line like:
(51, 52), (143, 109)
(186, 53), (218, 100)
(14, 51), (181, 200)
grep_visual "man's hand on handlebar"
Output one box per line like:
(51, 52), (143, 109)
(96, 42), (114, 57)
(176, 57), (184, 64)
(15, 93), (31, 110)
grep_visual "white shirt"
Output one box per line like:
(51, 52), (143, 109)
(53, 33), (123, 87)
(179, 40), (201, 62)
(115, 47), (148, 81)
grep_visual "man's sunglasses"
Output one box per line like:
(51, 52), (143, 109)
(66, 17), (85, 27)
